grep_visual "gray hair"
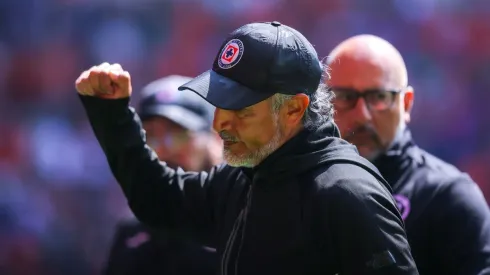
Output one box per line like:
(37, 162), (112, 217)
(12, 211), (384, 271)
(271, 66), (334, 130)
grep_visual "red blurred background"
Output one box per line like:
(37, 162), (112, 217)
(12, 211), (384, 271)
(1, 0), (489, 274)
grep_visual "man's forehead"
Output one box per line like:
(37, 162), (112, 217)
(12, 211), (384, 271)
(238, 96), (274, 110)
(327, 55), (390, 90)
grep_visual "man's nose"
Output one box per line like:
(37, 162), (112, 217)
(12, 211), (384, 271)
(213, 108), (233, 133)
(352, 97), (372, 124)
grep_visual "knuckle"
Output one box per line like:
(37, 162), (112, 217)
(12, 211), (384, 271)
(121, 76), (130, 83)
(79, 71), (89, 80)
(76, 77), (86, 85)
(88, 69), (100, 77)
(111, 64), (123, 72)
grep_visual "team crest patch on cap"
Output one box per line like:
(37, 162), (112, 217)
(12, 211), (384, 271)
(218, 39), (244, 69)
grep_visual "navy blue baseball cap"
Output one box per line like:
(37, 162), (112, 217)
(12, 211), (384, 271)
(178, 21), (322, 110)
(138, 75), (215, 132)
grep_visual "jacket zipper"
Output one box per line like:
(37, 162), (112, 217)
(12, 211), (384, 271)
(221, 184), (253, 275)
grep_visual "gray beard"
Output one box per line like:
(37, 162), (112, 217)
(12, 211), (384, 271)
(223, 116), (282, 168)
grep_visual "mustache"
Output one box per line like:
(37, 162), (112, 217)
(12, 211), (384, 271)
(219, 131), (240, 142)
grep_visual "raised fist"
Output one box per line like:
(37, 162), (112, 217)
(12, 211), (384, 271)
(75, 62), (132, 99)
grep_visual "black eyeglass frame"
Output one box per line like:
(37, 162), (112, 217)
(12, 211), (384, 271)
(329, 86), (408, 111)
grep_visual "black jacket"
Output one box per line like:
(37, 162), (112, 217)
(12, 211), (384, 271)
(373, 128), (490, 275)
(80, 95), (419, 275)
(103, 218), (217, 275)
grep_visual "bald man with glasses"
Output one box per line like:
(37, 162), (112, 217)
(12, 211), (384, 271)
(326, 34), (490, 275)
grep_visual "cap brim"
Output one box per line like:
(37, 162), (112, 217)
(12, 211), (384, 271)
(178, 70), (272, 110)
(140, 105), (209, 132)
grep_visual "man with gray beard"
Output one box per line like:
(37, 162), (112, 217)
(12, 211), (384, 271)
(75, 22), (418, 274)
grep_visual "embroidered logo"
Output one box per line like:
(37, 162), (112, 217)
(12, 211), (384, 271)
(393, 194), (411, 220)
(218, 39), (244, 69)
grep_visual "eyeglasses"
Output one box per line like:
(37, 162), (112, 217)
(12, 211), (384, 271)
(329, 87), (404, 111)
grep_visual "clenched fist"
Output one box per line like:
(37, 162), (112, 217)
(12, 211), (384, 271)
(75, 62), (132, 99)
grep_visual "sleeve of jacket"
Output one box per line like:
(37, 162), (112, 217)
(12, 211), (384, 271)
(318, 165), (419, 275)
(429, 176), (490, 275)
(79, 95), (233, 241)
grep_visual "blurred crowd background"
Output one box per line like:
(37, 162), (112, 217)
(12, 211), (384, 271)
(1, 0), (490, 274)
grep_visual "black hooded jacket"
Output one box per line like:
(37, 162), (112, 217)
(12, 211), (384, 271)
(80, 95), (419, 275)
(373, 128), (490, 275)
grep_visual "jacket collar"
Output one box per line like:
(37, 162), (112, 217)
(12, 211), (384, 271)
(372, 127), (422, 187)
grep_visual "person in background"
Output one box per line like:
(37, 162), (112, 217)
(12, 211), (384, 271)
(326, 34), (490, 275)
(103, 75), (222, 275)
